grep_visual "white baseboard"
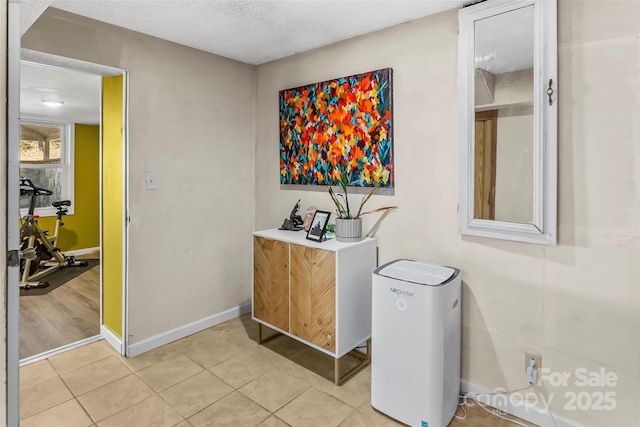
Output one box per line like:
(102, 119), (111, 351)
(461, 379), (585, 427)
(127, 303), (252, 358)
(101, 325), (123, 355)
(67, 247), (100, 256)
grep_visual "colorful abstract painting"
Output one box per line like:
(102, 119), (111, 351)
(279, 68), (393, 187)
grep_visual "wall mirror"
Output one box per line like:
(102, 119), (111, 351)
(458, 0), (557, 244)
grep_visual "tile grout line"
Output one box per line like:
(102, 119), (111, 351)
(97, 393), (188, 426)
(154, 382), (216, 424)
(24, 317), (372, 426)
(84, 326), (252, 423)
(57, 356), (135, 398)
(20, 355), (77, 421)
(134, 352), (235, 422)
(175, 352), (285, 425)
(55, 374), (95, 425)
(133, 359), (205, 394)
(19, 374), (76, 423)
(172, 362), (254, 423)
(18, 359), (58, 391)
(46, 341), (118, 377)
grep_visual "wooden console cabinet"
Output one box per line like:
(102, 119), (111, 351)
(252, 228), (376, 384)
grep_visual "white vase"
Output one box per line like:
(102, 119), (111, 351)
(335, 218), (363, 242)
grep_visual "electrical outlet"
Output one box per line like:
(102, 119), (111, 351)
(525, 353), (542, 374)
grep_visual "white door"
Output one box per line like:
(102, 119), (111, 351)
(7, 1), (21, 425)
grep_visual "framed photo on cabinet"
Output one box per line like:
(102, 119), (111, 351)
(306, 210), (331, 242)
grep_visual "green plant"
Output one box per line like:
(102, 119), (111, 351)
(328, 170), (396, 219)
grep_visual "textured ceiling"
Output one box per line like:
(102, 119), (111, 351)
(19, 0), (53, 36)
(18, 1), (534, 124)
(474, 4), (534, 74)
(18, 1), (468, 124)
(44, 0), (467, 65)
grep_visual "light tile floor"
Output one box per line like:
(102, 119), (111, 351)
(20, 314), (534, 426)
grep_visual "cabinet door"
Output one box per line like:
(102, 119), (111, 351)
(290, 244), (336, 352)
(253, 236), (289, 331)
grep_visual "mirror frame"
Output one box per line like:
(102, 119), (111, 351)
(458, 0), (557, 245)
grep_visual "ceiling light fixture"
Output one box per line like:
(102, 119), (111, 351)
(41, 100), (64, 107)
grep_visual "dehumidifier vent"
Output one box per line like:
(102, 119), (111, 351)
(442, 308), (460, 422)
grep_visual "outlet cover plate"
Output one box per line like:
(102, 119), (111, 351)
(525, 353), (542, 373)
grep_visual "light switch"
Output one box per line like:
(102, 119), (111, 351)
(145, 172), (157, 190)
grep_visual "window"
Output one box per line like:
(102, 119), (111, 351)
(19, 121), (74, 217)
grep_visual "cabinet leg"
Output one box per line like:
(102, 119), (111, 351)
(258, 323), (281, 345)
(334, 339), (371, 386)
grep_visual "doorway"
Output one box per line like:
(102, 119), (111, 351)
(474, 109), (497, 220)
(6, 5), (128, 423)
(13, 50), (129, 359)
(18, 62), (102, 361)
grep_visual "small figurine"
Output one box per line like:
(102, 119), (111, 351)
(279, 199), (305, 231)
(290, 199), (304, 227)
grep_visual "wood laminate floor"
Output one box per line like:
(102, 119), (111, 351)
(19, 259), (100, 359)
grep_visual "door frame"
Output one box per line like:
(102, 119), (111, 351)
(17, 50), (130, 357)
(7, 2), (21, 425)
(100, 71), (130, 354)
(7, 38), (130, 427)
(474, 109), (498, 220)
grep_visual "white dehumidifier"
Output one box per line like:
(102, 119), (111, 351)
(371, 259), (461, 427)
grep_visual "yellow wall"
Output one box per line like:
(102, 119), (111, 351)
(37, 124), (99, 251)
(102, 74), (124, 339)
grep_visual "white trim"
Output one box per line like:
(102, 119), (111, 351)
(122, 71), (130, 359)
(66, 246), (100, 256)
(21, 49), (125, 77)
(98, 75), (104, 342)
(19, 335), (102, 367)
(100, 325), (123, 355)
(461, 379), (585, 427)
(127, 304), (251, 358)
(97, 70), (129, 358)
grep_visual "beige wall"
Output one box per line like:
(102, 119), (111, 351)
(256, 11), (461, 265)
(255, 1), (640, 425)
(479, 68), (535, 223)
(480, 68), (534, 109)
(15, 1), (640, 425)
(22, 8), (256, 344)
(495, 109), (534, 223)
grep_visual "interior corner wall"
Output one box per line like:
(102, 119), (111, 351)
(72, 124), (100, 249)
(255, 2), (640, 426)
(102, 74), (124, 339)
(37, 124), (99, 252)
(22, 8), (256, 345)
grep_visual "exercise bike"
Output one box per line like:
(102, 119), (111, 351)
(19, 177), (88, 290)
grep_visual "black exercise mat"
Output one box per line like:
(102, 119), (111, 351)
(20, 259), (99, 296)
